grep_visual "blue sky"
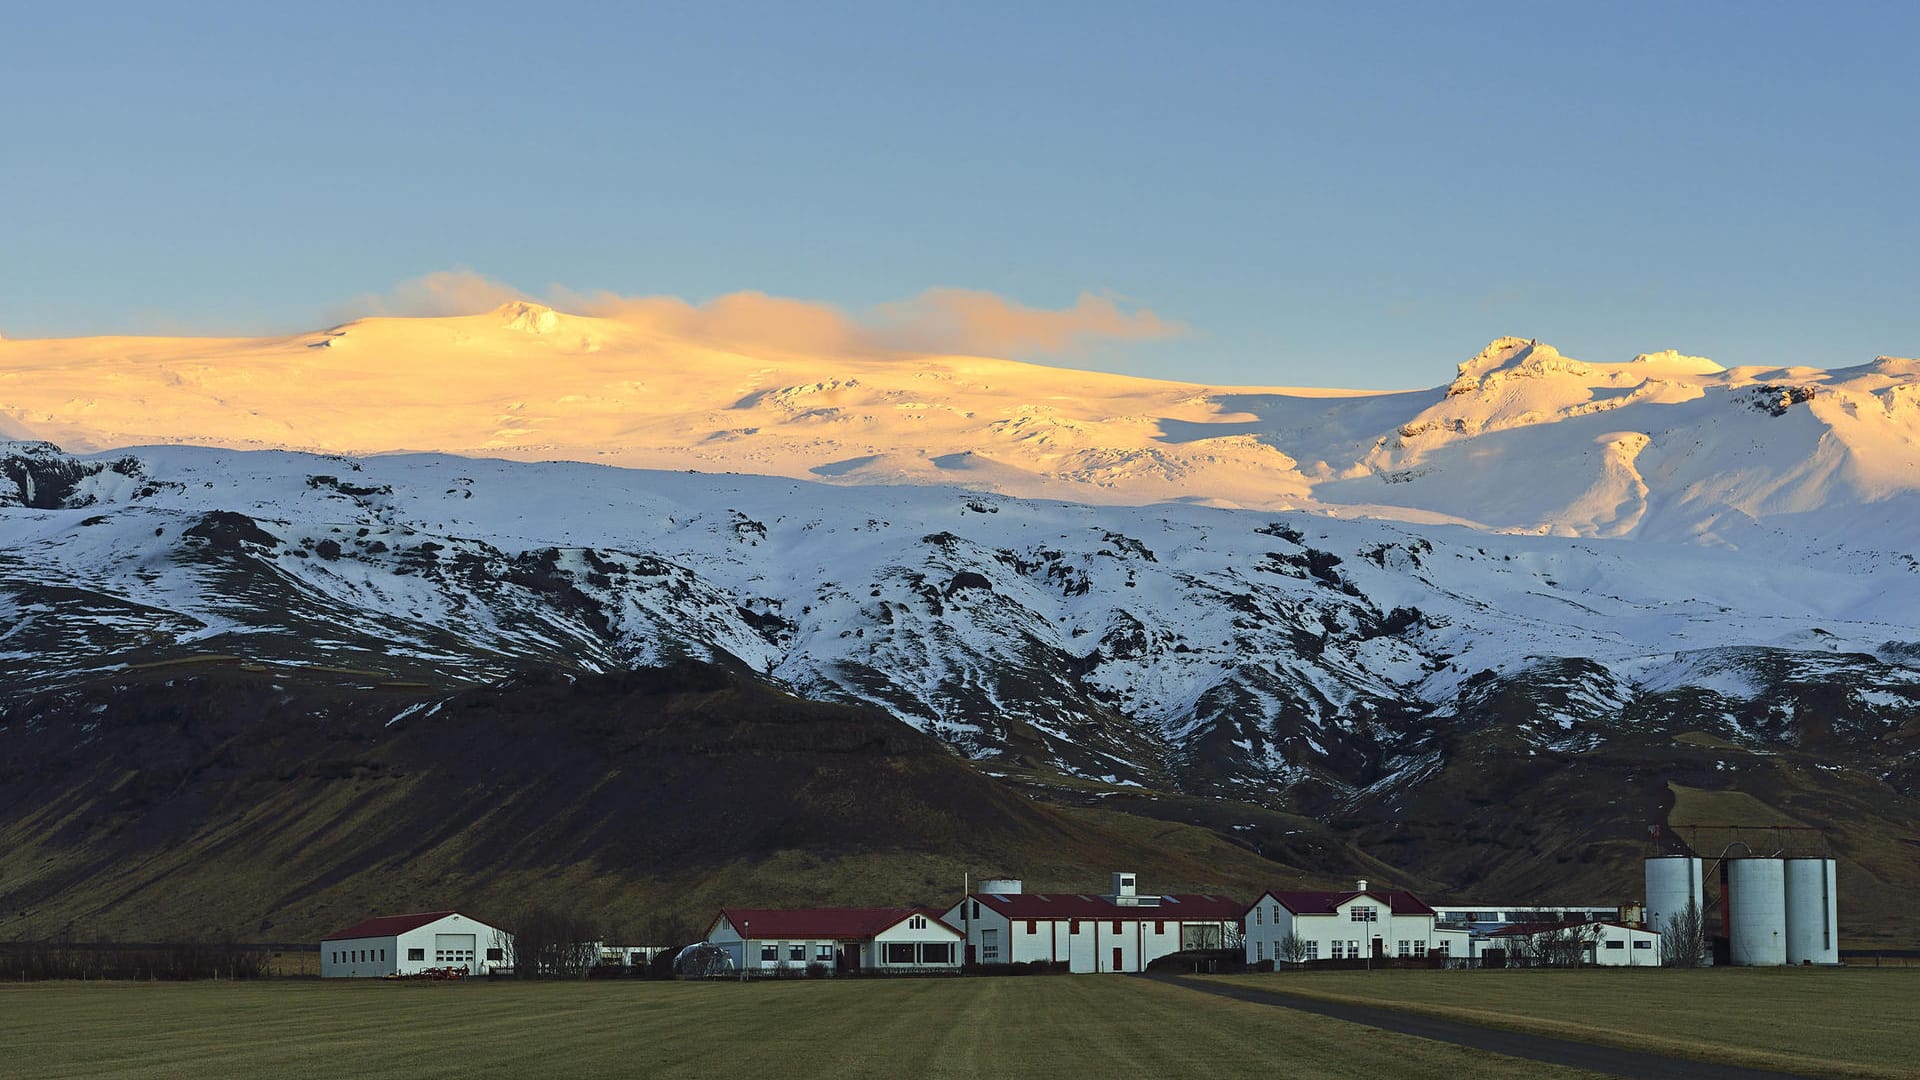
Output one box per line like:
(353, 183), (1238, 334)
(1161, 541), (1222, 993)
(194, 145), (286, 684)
(2, 1), (1914, 388)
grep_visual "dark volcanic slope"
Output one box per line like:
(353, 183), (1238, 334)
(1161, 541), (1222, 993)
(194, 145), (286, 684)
(0, 661), (1302, 942)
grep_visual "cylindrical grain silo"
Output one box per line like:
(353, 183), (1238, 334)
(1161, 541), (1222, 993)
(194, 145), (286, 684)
(1727, 858), (1788, 966)
(1644, 856), (1703, 937)
(978, 879), (1023, 895)
(1783, 858), (1839, 965)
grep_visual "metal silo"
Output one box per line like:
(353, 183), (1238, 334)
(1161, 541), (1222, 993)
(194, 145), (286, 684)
(1644, 856), (1703, 938)
(1727, 858), (1788, 966)
(1783, 858), (1839, 965)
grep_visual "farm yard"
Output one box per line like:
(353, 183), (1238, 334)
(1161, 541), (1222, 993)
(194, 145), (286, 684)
(6, 969), (1916, 1079)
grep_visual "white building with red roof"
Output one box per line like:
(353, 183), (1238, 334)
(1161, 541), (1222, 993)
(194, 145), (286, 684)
(320, 910), (510, 978)
(705, 907), (963, 974)
(940, 873), (1245, 974)
(1243, 880), (1469, 966)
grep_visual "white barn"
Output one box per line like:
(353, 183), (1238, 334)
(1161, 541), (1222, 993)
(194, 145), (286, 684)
(1243, 881), (1468, 966)
(941, 874), (1244, 974)
(321, 910), (509, 978)
(705, 908), (963, 974)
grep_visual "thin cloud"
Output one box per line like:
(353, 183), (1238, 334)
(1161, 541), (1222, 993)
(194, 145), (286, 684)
(870, 287), (1184, 356)
(342, 271), (1186, 360)
(332, 268), (530, 322)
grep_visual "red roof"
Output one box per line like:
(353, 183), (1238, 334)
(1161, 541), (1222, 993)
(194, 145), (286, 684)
(967, 893), (1245, 921)
(1261, 890), (1436, 917)
(323, 910), (464, 941)
(711, 907), (959, 941)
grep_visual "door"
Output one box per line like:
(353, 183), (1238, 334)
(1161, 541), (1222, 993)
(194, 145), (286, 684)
(840, 944), (860, 972)
(1372, 937), (1385, 960)
(1113, 946), (1124, 973)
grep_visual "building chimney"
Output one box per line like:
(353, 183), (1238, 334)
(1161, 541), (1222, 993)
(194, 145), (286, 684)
(1357, 879), (1369, 893)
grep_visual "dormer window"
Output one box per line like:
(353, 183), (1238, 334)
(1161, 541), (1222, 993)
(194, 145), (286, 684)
(1349, 904), (1379, 923)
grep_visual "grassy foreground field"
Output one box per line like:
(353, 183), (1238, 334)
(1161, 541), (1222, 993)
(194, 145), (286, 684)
(0, 976), (1604, 1080)
(1208, 968), (1920, 1079)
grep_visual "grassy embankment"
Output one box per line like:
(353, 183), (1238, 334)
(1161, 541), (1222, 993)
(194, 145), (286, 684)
(0, 976), (1602, 1080)
(1207, 967), (1919, 1079)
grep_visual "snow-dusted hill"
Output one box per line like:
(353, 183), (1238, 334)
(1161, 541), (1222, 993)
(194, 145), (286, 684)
(5, 442), (1915, 807)
(3, 312), (1916, 546)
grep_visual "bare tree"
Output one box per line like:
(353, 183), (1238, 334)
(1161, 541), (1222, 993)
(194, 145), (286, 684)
(1662, 899), (1706, 968)
(504, 906), (602, 978)
(1277, 933), (1309, 968)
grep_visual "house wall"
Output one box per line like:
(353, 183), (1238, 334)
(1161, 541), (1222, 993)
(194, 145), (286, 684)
(1591, 924), (1662, 966)
(870, 918), (962, 970)
(320, 936), (397, 978)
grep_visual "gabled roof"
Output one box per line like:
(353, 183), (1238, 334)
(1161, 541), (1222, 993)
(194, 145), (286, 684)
(712, 907), (959, 941)
(1259, 890), (1436, 917)
(964, 892), (1245, 920)
(323, 910), (465, 941)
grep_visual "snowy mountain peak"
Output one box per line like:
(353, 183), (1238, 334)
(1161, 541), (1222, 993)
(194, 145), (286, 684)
(494, 301), (563, 334)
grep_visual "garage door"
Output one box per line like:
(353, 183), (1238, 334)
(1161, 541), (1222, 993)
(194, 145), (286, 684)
(435, 933), (477, 966)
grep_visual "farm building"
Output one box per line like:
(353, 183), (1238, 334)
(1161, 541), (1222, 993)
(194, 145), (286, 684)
(1432, 905), (1625, 932)
(941, 874), (1244, 973)
(1242, 880), (1469, 966)
(1476, 920), (1662, 967)
(321, 910), (509, 978)
(705, 908), (963, 974)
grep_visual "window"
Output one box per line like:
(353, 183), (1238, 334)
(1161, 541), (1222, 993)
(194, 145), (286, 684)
(788, 946), (805, 962)
(908, 915), (927, 930)
(1255, 940), (1265, 961)
(981, 929), (1000, 962)
(379, 949), (386, 962)
(1413, 940), (1428, 958)
(1349, 905), (1378, 923)
(1350, 940), (1360, 957)
(1026, 920), (1037, 934)
(1255, 908), (1263, 925)
(408, 948), (424, 962)
(1154, 920), (1164, 934)
(760, 945), (778, 962)
(1435, 940), (1450, 955)
(971, 902), (980, 919)
(1272, 904), (1281, 924)
(1605, 940), (1626, 950)
(486, 948), (502, 961)
(1070, 920), (1081, 935)
(921, 943), (953, 964)
(816, 945), (835, 961)
(886, 943), (916, 964)
(1112, 920), (1122, 933)
(1633, 940), (1653, 950)
(1330, 940), (1345, 960)
(1397, 940), (1410, 957)
(1304, 941), (1320, 960)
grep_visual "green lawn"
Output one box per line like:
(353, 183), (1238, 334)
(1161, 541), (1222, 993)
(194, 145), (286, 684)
(0, 976), (1603, 1080)
(1207, 968), (1920, 1079)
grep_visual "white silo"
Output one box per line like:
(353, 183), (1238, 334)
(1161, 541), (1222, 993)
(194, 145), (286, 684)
(1727, 858), (1788, 966)
(1783, 858), (1839, 965)
(1644, 856), (1703, 936)
(978, 879), (1023, 895)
